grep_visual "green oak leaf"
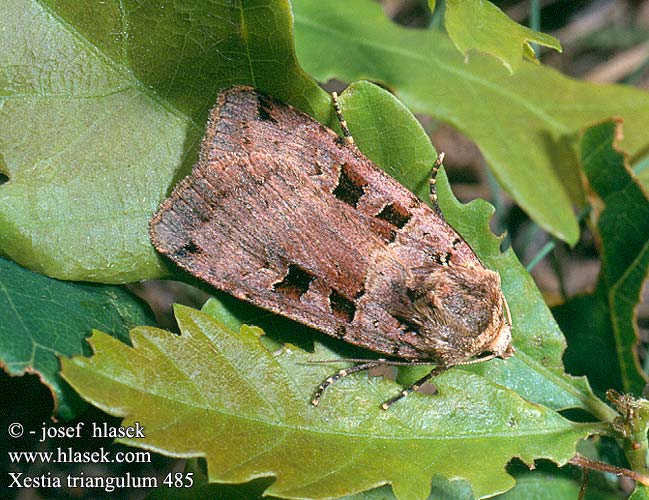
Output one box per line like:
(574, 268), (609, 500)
(145, 460), (273, 500)
(4, 0), (648, 283)
(337, 81), (436, 202)
(432, 0), (562, 73)
(62, 304), (598, 500)
(554, 121), (649, 395)
(335, 478), (474, 500)
(146, 459), (623, 500)
(0, 0), (327, 283)
(0, 256), (154, 418)
(292, 0), (649, 244)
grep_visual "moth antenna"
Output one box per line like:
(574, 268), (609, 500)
(332, 91), (354, 145)
(311, 361), (381, 406)
(380, 365), (448, 410)
(429, 152), (445, 214)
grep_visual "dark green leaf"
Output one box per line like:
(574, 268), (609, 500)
(554, 121), (649, 395)
(495, 470), (622, 500)
(0, 257), (154, 418)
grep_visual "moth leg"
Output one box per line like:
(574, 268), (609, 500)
(429, 152), (446, 214)
(311, 361), (382, 406)
(332, 92), (354, 145)
(380, 365), (448, 410)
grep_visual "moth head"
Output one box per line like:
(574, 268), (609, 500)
(456, 266), (514, 362)
(479, 279), (514, 360)
(403, 264), (514, 364)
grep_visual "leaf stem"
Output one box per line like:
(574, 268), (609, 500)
(486, 168), (510, 249)
(429, 0), (445, 30)
(525, 239), (554, 272)
(525, 206), (591, 273)
(550, 249), (567, 301)
(530, 0), (541, 56)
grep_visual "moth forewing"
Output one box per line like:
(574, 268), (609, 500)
(149, 86), (514, 408)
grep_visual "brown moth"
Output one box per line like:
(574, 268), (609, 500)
(150, 86), (513, 409)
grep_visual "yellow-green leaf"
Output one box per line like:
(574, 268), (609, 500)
(62, 305), (597, 500)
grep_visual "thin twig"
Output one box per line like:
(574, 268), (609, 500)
(550, 248), (567, 301)
(569, 453), (649, 486)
